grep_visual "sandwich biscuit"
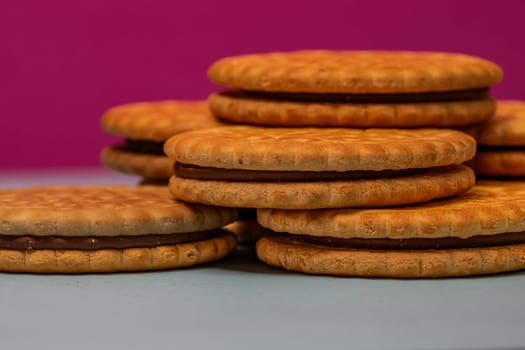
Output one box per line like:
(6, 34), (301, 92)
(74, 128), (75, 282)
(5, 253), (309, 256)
(165, 126), (476, 209)
(208, 51), (502, 127)
(0, 185), (237, 273)
(101, 100), (221, 180)
(256, 181), (525, 278)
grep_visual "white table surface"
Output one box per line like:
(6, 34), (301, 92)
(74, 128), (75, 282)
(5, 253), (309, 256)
(0, 167), (524, 350)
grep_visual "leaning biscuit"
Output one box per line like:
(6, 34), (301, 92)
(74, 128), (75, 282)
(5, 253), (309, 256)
(165, 126), (475, 208)
(256, 181), (525, 278)
(100, 100), (221, 180)
(0, 185), (238, 273)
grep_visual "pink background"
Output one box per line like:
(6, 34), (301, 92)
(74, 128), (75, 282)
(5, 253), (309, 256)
(2, 0), (524, 169)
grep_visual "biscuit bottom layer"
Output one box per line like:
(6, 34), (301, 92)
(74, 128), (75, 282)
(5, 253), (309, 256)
(278, 232), (525, 250)
(239, 88), (489, 103)
(174, 162), (423, 182)
(0, 230), (222, 250)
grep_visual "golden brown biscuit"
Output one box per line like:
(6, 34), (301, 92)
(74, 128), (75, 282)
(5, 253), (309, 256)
(101, 146), (173, 180)
(469, 101), (525, 176)
(169, 165), (474, 209)
(208, 51), (501, 127)
(164, 125), (475, 208)
(208, 51), (502, 93)
(256, 235), (525, 278)
(258, 181), (525, 239)
(473, 100), (525, 146)
(164, 126), (476, 171)
(472, 151), (525, 177)
(255, 181), (525, 278)
(208, 92), (495, 127)
(100, 100), (221, 180)
(0, 234), (236, 273)
(0, 185), (238, 273)
(101, 100), (220, 142)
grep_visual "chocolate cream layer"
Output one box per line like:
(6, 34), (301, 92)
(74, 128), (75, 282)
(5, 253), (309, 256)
(231, 88), (489, 103)
(174, 162), (424, 182)
(477, 146), (525, 151)
(281, 231), (525, 250)
(0, 230), (223, 250)
(117, 139), (165, 156)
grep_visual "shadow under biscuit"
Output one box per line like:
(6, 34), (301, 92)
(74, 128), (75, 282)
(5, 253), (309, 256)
(202, 246), (288, 275)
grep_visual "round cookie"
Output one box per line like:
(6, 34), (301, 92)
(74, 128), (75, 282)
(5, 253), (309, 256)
(100, 100), (221, 180)
(208, 51), (503, 94)
(470, 100), (525, 177)
(0, 185), (238, 273)
(165, 125), (476, 209)
(208, 51), (502, 127)
(256, 180), (525, 278)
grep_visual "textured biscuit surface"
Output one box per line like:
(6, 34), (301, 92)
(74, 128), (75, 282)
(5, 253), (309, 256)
(256, 235), (525, 278)
(258, 180), (525, 239)
(164, 126), (476, 171)
(208, 51), (503, 93)
(168, 165), (474, 209)
(0, 232), (236, 273)
(101, 146), (172, 180)
(101, 100), (221, 142)
(209, 92), (496, 127)
(472, 100), (525, 146)
(472, 151), (525, 177)
(0, 185), (237, 236)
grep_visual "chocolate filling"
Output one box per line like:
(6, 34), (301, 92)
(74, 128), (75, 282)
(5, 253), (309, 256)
(174, 162), (423, 182)
(0, 230), (223, 251)
(288, 231), (525, 250)
(122, 139), (165, 156)
(234, 88), (489, 104)
(238, 209), (257, 220)
(477, 145), (525, 152)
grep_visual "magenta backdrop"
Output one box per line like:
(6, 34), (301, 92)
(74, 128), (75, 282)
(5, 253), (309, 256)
(1, 0), (524, 169)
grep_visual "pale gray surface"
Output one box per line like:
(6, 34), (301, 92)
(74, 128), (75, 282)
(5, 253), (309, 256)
(0, 168), (524, 349)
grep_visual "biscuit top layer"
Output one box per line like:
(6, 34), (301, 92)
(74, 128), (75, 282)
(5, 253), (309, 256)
(0, 186), (237, 236)
(101, 100), (221, 142)
(258, 180), (525, 239)
(164, 126), (476, 171)
(473, 100), (525, 146)
(208, 50), (503, 94)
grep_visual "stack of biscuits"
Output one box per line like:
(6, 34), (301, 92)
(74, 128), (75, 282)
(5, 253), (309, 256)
(3, 50), (525, 277)
(100, 100), (261, 244)
(163, 50), (525, 278)
(0, 103), (241, 274)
